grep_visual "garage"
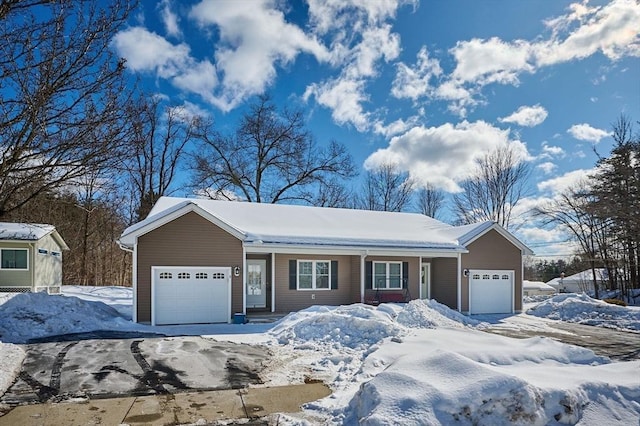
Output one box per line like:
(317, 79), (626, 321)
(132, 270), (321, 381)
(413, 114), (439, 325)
(152, 266), (231, 325)
(469, 269), (513, 314)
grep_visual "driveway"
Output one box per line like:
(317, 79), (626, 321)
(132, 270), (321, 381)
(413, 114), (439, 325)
(483, 316), (640, 361)
(0, 336), (271, 407)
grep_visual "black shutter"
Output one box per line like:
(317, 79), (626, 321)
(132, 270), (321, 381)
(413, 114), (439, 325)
(331, 260), (338, 289)
(289, 259), (297, 290)
(365, 261), (373, 289)
(402, 262), (409, 289)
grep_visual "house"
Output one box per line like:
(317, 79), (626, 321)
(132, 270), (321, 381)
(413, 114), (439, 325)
(547, 269), (607, 294)
(523, 280), (556, 297)
(0, 222), (69, 293)
(118, 197), (533, 325)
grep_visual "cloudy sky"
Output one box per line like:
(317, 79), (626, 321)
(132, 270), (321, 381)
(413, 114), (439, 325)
(111, 0), (640, 257)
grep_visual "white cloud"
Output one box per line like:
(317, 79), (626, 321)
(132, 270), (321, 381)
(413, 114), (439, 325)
(537, 169), (594, 195)
(537, 162), (557, 174)
(567, 123), (611, 143)
(189, 0), (330, 111)
(304, 79), (371, 131)
(499, 104), (548, 127)
(168, 101), (209, 122)
(365, 120), (529, 192)
(306, 0), (408, 34)
(158, 0), (181, 38)
(391, 47), (442, 100)
(539, 142), (566, 159)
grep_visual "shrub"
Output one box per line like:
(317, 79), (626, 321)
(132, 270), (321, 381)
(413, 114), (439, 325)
(603, 298), (627, 307)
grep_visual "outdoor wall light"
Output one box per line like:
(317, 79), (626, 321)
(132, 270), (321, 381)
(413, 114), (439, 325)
(463, 269), (469, 277)
(234, 266), (240, 276)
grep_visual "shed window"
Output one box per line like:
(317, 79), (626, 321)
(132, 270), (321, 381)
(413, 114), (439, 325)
(38, 248), (49, 255)
(1, 249), (28, 270)
(178, 272), (190, 279)
(51, 251), (61, 257)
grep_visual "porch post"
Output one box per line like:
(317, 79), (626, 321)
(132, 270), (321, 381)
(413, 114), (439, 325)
(360, 253), (366, 303)
(417, 256), (422, 299)
(242, 244), (247, 315)
(456, 252), (462, 312)
(271, 252), (276, 313)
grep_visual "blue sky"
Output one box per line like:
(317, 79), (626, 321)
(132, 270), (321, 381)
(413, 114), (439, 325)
(110, 0), (640, 257)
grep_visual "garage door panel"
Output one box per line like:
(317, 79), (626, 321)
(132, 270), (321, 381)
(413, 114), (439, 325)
(153, 267), (230, 325)
(469, 270), (513, 314)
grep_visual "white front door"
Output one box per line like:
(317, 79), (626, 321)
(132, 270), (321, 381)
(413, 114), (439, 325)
(247, 259), (267, 308)
(420, 263), (430, 300)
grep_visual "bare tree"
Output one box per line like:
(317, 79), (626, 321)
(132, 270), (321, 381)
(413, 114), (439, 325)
(0, 0), (134, 218)
(453, 146), (530, 229)
(358, 162), (415, 212)
(415, 183), (445, 219)
(312, 179), (353, 208)
(123, 95), (200, 221)
(192, 95), (355, 203)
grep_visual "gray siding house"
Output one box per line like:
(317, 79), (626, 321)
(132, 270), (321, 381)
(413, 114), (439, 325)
(119, 197), (533, 325)
(0, 223), (69, 293)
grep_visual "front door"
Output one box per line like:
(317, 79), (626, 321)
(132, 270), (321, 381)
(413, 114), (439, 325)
(246, 259), (267, 308)
(420, 263), (430, 300)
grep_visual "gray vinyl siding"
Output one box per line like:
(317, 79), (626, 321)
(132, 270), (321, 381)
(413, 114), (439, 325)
(274, 254), (354, 313)
(0, 242), (32, 287)
(462, 229), (523, 312)
(430, 258), (458, 309)
(34, 233), (63, 287)
(136, 212), (243, 323)
(350, 255), (361, 303)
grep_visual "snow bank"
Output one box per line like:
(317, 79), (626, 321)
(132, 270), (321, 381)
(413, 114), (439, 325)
(0, 343), (25, 397)
(62, 285), (133, 319)
(527, 293), (640, 332)
(0, 292), (143, 343)
(397, 299), (484, 329)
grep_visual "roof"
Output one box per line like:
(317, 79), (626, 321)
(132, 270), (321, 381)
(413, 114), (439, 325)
(0, 222), (69, 250)
(523, 280), (556, 291)
(119, 197), (533, 255)
(547, 268), (608, 286)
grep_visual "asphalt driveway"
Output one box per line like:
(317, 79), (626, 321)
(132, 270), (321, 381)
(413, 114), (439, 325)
(485, 320), (640, 361)
(1, 336), (271, 407)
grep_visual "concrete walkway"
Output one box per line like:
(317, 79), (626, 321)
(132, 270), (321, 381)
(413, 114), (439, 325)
(0, 383), (331, 425)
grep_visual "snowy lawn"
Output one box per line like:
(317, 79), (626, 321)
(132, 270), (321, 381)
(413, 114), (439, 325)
(0, 287), (639, 424)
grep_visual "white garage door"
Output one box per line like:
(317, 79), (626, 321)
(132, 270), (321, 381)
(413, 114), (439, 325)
(469, 270), (513, 314)
(152, 266), (231, 325)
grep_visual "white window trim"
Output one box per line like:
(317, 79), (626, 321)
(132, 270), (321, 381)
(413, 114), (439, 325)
(373, 261), (403, 290)
(297, 260), (331, 291)
(0, 248), (29, 271)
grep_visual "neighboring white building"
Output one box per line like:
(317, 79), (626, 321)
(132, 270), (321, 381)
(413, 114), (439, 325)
(523, 280), (556, 296)
(0, 223), (69, 293)
(547, 269), (607, 294)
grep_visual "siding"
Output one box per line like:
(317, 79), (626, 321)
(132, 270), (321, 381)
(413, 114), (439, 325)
(462, 229), (523, 312)
(350, 255), (362, 303)
(34, 233), (63, 287)
(0, 242), (32, 287)
(431, 257), (458, 309)
(274, 254), (354, 313)
(136, 212), (243, 323)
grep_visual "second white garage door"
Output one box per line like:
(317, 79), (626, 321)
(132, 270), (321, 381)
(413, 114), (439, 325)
(152, 266), (231, 325)
(469, 270), (513, 314)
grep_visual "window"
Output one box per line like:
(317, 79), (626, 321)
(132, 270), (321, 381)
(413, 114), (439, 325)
(51, 251), (61, 257)
(472, 274), (480, 279)
(212, 272), (225, 279)
(159, 272), (172, 279)
(373, 262), (403, 289)
(1, 249), (28, 270)
(177, 272), (190, 279)
(502, 274), (510, 280)
(297, 260), (330, 290)
(482, 274), (490, 279)
(195, 272), (208, 279)
(38, 248), (49, 255)
(492, 274), (500, 279)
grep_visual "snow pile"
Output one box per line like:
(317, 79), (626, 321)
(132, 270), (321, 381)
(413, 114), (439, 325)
(0, 292), (143, 343)
(62, 285), (133, 319)
(270, 304), (404, 351)
(397, 299), (484, 329)
(338, 328), (639, 425)
(0, 343), (25, 397)
(527, 293), (640, 332)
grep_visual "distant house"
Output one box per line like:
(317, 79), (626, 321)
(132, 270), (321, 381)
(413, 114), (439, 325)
(523, 280), (556, 297)
(0, 223), (69, 293)
(118, 197), (533, 325)
(547, 269), (608, 294)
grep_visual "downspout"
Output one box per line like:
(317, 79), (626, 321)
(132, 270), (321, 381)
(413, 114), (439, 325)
(30, 242), (35, 292)
(242, 243), (247, 315)
(456, 252), (462, 312)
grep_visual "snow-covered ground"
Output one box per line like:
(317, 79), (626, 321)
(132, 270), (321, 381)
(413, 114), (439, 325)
(1, 287), (639, 425)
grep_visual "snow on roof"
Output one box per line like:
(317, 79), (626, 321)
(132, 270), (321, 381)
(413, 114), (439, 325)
(523, 280), (556, 291)
(0, 222), (56, 241)
(546, 269), (608, 285)
(120, 196), (532, 254)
